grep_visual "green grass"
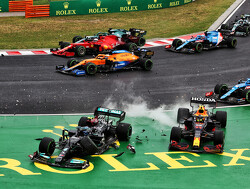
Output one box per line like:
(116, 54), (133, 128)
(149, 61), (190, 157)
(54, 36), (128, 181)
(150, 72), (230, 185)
(0, 0), (234, 49)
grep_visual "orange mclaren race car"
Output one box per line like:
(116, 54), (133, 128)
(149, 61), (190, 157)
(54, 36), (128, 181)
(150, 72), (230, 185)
(169, 97), (227, 153)
(56, 49), (154, 76)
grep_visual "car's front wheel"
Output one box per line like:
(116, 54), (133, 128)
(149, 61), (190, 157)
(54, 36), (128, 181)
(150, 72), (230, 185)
(39, 137), (56, 156)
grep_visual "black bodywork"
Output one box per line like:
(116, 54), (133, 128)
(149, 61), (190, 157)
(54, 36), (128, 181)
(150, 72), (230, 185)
(29, 107), (132, 169)
(169, 97), (227, 153)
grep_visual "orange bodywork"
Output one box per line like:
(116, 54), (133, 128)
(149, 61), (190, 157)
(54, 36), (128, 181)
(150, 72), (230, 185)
(70, 52), (139, 69)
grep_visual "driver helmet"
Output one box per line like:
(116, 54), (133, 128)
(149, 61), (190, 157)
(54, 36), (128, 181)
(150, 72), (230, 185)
(198, 105), (205, 114)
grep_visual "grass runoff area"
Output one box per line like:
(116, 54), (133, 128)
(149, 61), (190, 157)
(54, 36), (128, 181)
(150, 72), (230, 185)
(0, 0), (234, 49)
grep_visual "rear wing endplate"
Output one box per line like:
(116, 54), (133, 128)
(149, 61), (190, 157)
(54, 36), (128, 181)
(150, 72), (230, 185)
(94, 107), (126, 121)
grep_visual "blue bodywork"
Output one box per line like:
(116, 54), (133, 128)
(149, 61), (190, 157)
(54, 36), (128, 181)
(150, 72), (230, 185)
(220, 78), (250, 99)
(175, 31), (223, 52)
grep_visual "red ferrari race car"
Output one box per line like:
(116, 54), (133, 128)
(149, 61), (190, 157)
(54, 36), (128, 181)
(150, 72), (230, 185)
(51, 31), (141, 57)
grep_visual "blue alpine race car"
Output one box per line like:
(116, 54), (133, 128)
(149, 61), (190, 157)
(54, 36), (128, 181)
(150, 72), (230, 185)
(205, 78), (250, 104)
(165, 31), (237, 53)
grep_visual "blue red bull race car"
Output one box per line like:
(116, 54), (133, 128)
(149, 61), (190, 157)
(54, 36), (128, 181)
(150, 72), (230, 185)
(165, 31), (237, 53)
(169, 97), (227, 153)
(205, 78), (250, 104)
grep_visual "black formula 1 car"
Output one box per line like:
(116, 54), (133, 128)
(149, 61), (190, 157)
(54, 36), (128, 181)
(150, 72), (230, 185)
(29, 107), (132, 169)
(169, 97), (227, 153)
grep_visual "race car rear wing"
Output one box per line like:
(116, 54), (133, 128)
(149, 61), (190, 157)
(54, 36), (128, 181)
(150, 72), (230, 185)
(94, 107), (126, 121)
(190, 97), (217, 104)
(190, 97), (217, 107)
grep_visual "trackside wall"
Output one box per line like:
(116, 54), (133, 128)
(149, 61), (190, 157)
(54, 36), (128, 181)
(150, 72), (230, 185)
(50, 0), (193, 17)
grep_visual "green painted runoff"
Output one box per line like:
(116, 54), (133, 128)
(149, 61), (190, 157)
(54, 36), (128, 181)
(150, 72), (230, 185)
(0, 106), (250, 189)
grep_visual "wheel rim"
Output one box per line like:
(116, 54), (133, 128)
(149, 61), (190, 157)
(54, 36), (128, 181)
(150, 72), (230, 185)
(78, 47), (85, 56)
(196, 43), (202, 52)
(87, 64), (97, 74)
(129, 44), (137, 51)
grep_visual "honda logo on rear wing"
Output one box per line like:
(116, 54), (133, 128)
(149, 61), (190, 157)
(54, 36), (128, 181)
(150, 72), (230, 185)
(190, 97), (216, 104)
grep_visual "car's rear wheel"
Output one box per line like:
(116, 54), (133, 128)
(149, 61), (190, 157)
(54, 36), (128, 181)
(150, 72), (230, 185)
(75, 46), (86, 57)
(227, 37), (237, 48)
(215, 111), (227, 128)
(78, 116), (88, 126)
(84, 62), (97, 75)
(214, 130), (224, 146)
(39, 137), (56, 156)
(137, 37), (146, 46)
(177, 108), (190, 124)
(140, 58), (153, 71)
(214, 84), (228, 96)
(243, 26), (249, 36)
(60, 42), (70, 49)
(172, 38), (182, 48)
(170, 127), (182, 142)
(220, 24), (229, 30)
(243, 89), (250, 103)
(125, 42), (138, 51)
(72, 35), (83, 43)
(116, 123), (132, 141)
(67, 58), (79, 68)
(80, 136), (98, 155)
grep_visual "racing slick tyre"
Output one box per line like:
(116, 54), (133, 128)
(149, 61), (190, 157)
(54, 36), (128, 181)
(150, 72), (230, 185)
(214, 84), (228, 96)
(137, 37), (146, 46)
(72, 35), (83, 43)
(80, 136), (98, 155)
(39, 137), (56, 156)
(116, 123), (132, 141)
(172, 38), (182, 48)
(170, 127), (182, 143)
(215, 111), (227, 128)
(243, 26), (249, 36)
(193, 42), (203, 53)
(67, 58), (79, 68)
(60, 42), (70, 49)
(75, 46), (86, 57)
(84, 62), (97, 75)
(214, 130), (224, 146)
(125, 42), (138, 52)
(177, 108), (190, 124)
(226, 37), (237, 48)
(78, 116), (88, 126)
(243, 89), (250, 103)
(140, 58), (153, 71)
(220, 24), (229, 30)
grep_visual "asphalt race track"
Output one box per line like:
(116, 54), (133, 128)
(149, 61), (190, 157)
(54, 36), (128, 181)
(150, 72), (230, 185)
(0, 2), (250, 114)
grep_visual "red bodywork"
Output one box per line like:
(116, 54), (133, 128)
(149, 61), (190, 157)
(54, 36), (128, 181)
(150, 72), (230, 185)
(51, 35), (126, 57)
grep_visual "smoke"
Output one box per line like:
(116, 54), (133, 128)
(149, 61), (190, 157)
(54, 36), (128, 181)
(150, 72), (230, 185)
(102, 81), (191, 128)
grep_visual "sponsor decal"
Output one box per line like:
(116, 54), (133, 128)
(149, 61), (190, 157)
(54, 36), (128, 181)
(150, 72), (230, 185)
(191, 97), (216, 103)
(56, 2), (76, 16)
(110, 110), (122, 114)
(148, 0), (162, 10)
(89, 0), (108, 14)
(120, 0), (138, 12)
(184, 0), (192, 3)
(169, 1), (180, 6)
(0, 7), (2, 12)
(245, 86), (250, 89)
